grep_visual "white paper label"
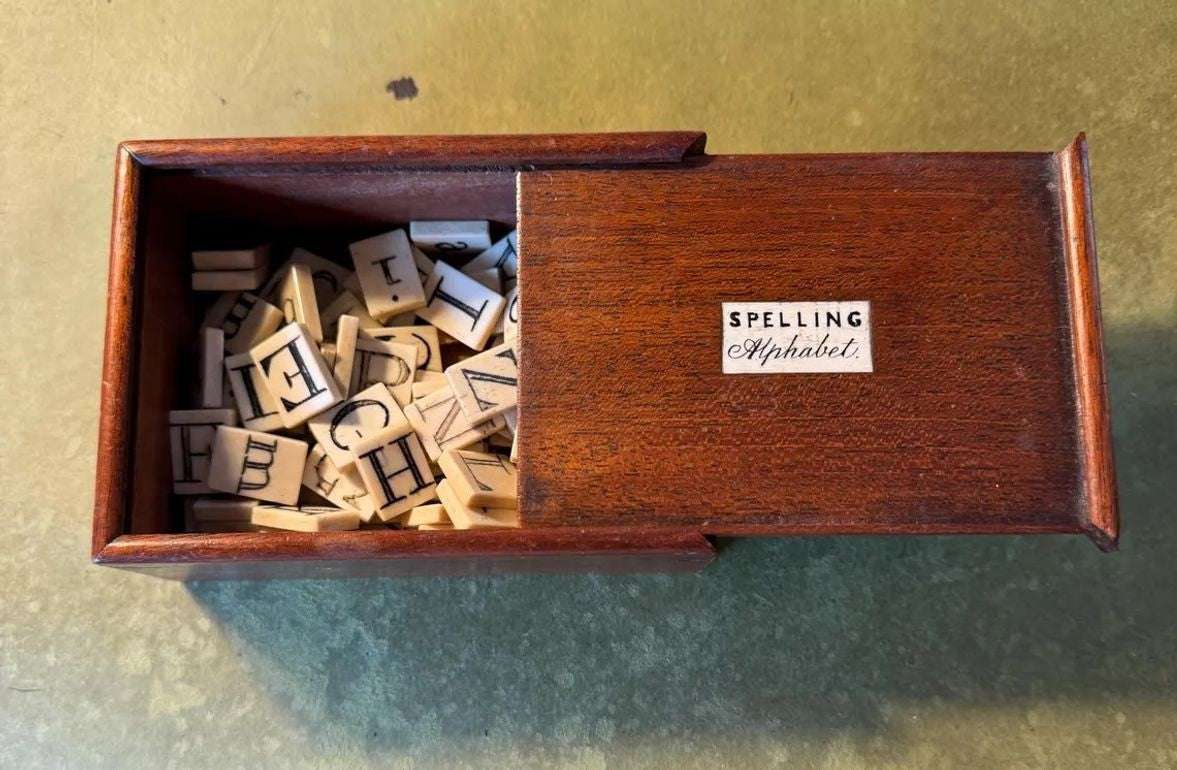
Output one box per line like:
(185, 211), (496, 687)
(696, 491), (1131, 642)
(722, 301), (873, 374)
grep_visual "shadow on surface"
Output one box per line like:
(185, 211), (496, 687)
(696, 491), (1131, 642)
(188, 320), (1176, 752)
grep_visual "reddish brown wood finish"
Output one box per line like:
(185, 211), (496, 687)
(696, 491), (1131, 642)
(517, 140), (1116, 548)
(93, 146), (141, 556)
(93, 529), (716, 580)
(121, 132), (707, 170)
(92, 132), (716, 577)
(1057, 134), (1118, 550)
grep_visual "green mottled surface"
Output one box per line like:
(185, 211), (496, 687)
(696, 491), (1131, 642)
(2, 1), (1175, 767)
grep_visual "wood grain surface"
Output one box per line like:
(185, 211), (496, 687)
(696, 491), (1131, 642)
(121, 132), (707, 170)
(93, 528), (716, 579)
(518, 148), (1114, 545)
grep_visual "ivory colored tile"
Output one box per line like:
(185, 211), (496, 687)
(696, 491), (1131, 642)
(190, 496), (256, 522)
(331, 314), (360, 397)
(218, 292), (285, 355)
(274, 263), (323, 341)
(502, 285), (519, 343)
(502, 407), (518, 436)
(224, 351), (284, 432)
(319, 342), (337, 370)
(201, 291), (240, 331)
(416, 260), (505, 351)
(487, 430), (513, 452)
(417, 524), (454, 531)
(191, 264), (269, 292)
(192, 244), (269, 271)
(438, 448), (518, 509)
(321, 290), (381, 338)
(189, 520), (265, 533)
(349, 229), (426, 322)
(351, 337), (417, 406)
(252, 504), (361, 532)
(196, 327), (224, 408)
(396, 503), (450, 528)
(468, 268), (502, 294)
(409, 220), (492, 256)
(302, 444), (379, 520)
(411, 244), (434, 283)
(411, 370), (449, 400)
(510, 430), (518, 463)
(361, 325), (442, 372)
(435, 479), (519, 530)
(461, 231), (517, 291)
(207, 426), (309, 505)
(352, 425), (437, 521)
(291, 248), (350, 307)
(169, 409), (238, 494)
(403, 384), (506, 461)
(249, 323), (341, 427)
(307, 383), (411, 470)
(444, 339), (518, 422)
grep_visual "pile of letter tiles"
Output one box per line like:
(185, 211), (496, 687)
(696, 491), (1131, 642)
(171, 221), (522, 533)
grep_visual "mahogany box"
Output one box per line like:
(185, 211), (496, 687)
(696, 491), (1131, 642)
(92, 131), (1117, 580)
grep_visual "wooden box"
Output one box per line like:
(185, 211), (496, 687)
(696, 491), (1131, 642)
(93, 131), (1116, 580)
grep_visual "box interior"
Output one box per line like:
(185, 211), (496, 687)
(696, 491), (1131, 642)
(127, 169), (517, 534)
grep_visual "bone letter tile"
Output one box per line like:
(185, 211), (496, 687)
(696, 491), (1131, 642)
(435, 479), (518, 530)
(169, 409), (238, 494)
(502, 285), (519, 343)
(291, 247), (351, 308)
(350, 337), (417, 406)
(274, 263), (324, 341)
(410, 244), (434, 284)
(192, 244), (269, 271)
(349, 229), (427, 322)
(360, 325), (442, 373)
(411, 370), (449, 400)
(207, 426), (309, 505)
(196, 327), (225, 408)
(395, 503), (450, 528)
(461, 231), (517, 291)
(444, 339), (518, 422)
(402, 384), (506, 461)
(467, 268), (502, 294)
(191, 264), (269, 292)
(307, 382), (411, 470)
(409, 220), (492, 256)
(249, 323), (342, 427)
(302, 444), (379, 520)
(186, 495), (259, 532)
(331, 314), (360, 397)
(223, 350), (285, 432)
(438, 448), (518, 509)
(319, 342), (337, 369)
(416, 261), (505, 351)
(417, 523), (455, 530)
(219, 292), (286, 355)
(252, 505), (361, 532)
(321, 290), (381, 337)
(352, 425), (438, 521)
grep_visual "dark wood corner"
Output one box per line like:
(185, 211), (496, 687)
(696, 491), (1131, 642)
(1057, 133), (1119, 551)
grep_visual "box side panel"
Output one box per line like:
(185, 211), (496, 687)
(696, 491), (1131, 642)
(122, 132), (707, 170)
(1057, 135), (1118, 550)
(93, 147), (141, 555)
(93, 530), (716, 579)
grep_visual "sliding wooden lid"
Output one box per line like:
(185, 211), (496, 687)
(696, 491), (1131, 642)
(517, 135), (1117, 549)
